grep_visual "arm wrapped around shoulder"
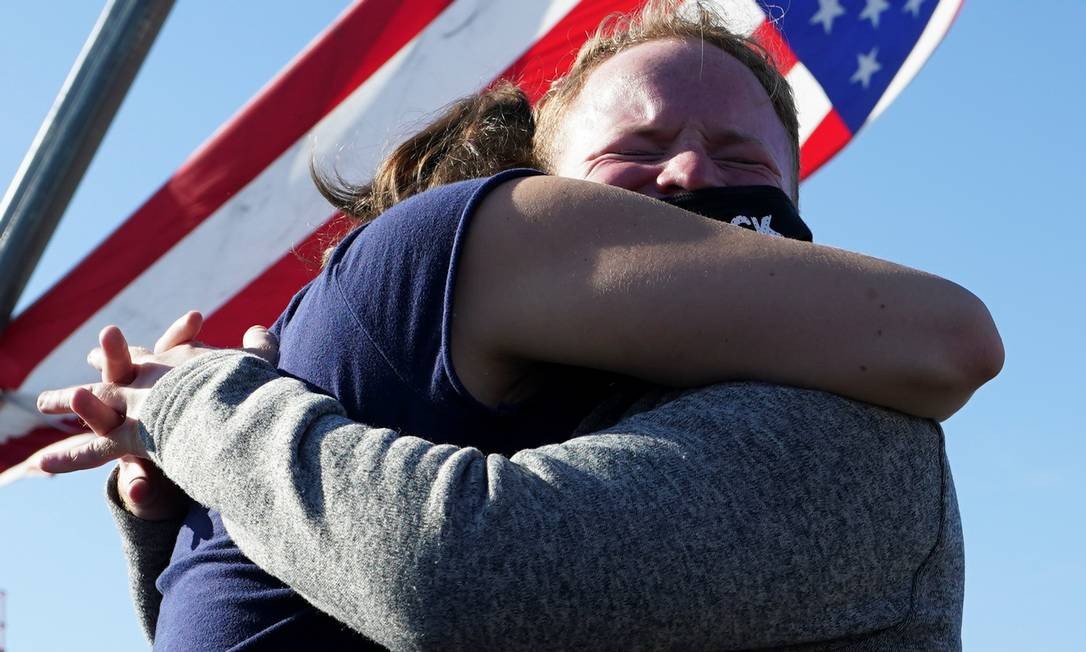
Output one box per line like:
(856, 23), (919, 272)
(139, 350), (961, 650)
(453, 175), (1003, 421)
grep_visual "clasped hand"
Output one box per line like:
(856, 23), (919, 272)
(33, 311), (277, 519)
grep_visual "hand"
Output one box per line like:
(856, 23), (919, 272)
(34, 313), (279, 519)
(36, 313), (215, 467)
(36, 311), (207, 519)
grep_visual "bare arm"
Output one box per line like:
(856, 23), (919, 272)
(453, 176), (1003, 420)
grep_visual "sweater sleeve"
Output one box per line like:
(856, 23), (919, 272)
(104, 466), (186, 645)
(139, 349), (957, 651)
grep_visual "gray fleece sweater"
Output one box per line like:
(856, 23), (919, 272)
(109, 350), (962, 650)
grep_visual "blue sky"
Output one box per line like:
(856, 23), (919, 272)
(1, 1), (1083, 650)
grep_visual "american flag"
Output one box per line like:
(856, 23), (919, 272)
(0, 0), (964, 480)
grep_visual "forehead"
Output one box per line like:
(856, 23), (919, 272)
(570, 38), (784, 144)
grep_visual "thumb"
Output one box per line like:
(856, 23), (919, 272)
(117, 457), (158, 509)
(242, 325), (279, 365)
(116, 457), (188, 521)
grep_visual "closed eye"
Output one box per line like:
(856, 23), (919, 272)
(716, 157), (766, 166)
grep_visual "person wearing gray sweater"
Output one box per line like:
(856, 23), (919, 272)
(97, 349), (962, 650)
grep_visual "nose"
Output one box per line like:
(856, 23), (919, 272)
(655, 148), (720, 195)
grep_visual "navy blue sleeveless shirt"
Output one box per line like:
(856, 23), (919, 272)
(153, 169), (624, 650)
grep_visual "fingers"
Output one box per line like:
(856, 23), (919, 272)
(68, 390), (146, 459)
(88, 344), (154, 373)
(36, 401), (143, 473)
(98, 325), (135, 384)
(2, 433), (98, 482)
(38, 435), (128, 474)
(155, 311), (203, 353)
(38, 383), (126, 416)
(87, 312), (203, 377)
(70, 387), (125, 434)
(117, 457), (189, 521)
(242, 325), (279, 365)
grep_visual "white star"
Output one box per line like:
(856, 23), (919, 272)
(859, 0), (891, 28)
(810, 0), (846, 35)
(850, 48), (882, 88)
(903, 0), (926, 17)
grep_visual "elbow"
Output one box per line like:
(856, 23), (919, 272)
(949, 290), (1005, 390)
(922, 290), (1004, 420)
(967, 314), (1005, 388)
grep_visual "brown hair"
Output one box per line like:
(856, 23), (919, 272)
(311, 80), (537, 251)
(313, 1), (799, 261)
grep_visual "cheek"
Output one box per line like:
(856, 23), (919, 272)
(583, 161), (659, 193)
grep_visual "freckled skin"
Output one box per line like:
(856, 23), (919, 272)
(552, 38), (796, 199)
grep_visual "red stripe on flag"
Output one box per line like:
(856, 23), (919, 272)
(0, 427), (74, 474)
(198, 217), (341, 346)
(499, 0), (646, 102)
(0, 0), (454, 390)
(799, 109), (851, 181)
(752, 20), (798, 75)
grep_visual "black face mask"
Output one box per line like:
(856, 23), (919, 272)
(658, 185), (813, 242)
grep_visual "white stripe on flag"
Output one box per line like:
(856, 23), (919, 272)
(700, 0), (767, 36)
(788, 61), (833, 145)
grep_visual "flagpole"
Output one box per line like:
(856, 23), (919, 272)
(0, 0), (174, 335)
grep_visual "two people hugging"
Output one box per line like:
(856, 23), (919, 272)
(37, 2), (1001, 650)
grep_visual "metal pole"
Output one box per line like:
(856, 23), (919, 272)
(0, 0), (174, 334)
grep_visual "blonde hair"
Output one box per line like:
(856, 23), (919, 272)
(313, 0), (799, 260)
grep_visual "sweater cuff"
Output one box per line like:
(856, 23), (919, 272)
(104, 465), (187, 645)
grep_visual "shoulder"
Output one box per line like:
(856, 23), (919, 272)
(330, 168), (544, 267)
(274, 168), (546, 433)
(322, 167), (544, 331)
